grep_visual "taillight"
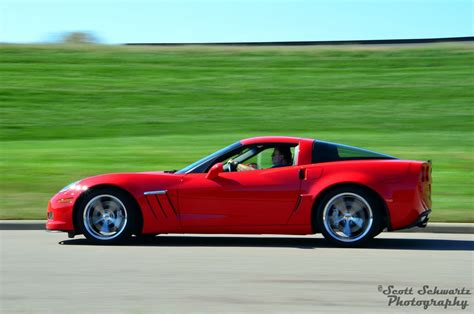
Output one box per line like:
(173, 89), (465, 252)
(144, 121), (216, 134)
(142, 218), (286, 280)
(422, 161), (432, 208)
(420, 162), (431, 182)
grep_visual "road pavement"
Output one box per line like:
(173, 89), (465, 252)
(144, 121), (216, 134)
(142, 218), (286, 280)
(2, 221), (473, 234)
(1, 231), (473, 313)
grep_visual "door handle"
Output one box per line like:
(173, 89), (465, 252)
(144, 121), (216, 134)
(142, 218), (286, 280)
(298, 168), (306, 180)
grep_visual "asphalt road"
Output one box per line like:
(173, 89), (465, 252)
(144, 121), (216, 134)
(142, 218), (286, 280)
(1, 231), (473, 313)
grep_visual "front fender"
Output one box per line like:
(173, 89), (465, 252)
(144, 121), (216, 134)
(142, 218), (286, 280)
(74, 172), (184, 234)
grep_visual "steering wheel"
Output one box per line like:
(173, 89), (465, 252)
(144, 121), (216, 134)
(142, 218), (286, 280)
(224, 159), (239, 172)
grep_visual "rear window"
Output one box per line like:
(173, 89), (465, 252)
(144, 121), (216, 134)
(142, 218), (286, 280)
(312, 140), (396, 163)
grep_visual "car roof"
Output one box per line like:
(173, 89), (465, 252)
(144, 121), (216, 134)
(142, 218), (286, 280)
(240, 136), (313, 145)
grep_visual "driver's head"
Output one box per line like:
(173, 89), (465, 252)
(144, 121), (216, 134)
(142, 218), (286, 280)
(272, 146), (293, 167)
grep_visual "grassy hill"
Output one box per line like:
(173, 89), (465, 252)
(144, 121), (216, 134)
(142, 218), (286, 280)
(1, 43), (473, 221)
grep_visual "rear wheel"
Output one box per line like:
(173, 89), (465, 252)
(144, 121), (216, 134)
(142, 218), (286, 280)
(77, 188), (137, 244)
(316, 187), (381, 247)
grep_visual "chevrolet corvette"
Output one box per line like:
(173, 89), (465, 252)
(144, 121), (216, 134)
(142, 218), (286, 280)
(46, 136), (432, 247)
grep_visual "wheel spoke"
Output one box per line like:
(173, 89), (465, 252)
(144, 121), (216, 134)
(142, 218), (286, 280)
(342, 221), (352, 237)
(107, 201), (119, 213)
(112, 217), (123, 230)
(93, 202), (105, 215)
(349, 201), (364, 215)
(333, 216), (344, 226)
(93, 217), (105, 226)
(100, 221), (110, 233)
(331, 210), (343, 227)
(333, 199), (346, 213)
(351, 217), (364, 228)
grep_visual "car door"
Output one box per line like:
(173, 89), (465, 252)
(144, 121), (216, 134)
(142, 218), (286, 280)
(178, 165), (302, 228)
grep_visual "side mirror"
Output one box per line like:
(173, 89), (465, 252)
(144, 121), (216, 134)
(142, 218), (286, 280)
(206, 163), (223, 180)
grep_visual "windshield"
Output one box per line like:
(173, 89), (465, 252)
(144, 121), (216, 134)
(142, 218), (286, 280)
(175, 142), (241, 174)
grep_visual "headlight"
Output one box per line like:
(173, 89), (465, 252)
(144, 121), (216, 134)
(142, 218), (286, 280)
(59, 181), (79, 193)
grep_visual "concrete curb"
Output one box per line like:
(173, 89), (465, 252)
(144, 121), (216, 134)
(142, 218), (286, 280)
(394, 223), (473, 234)
(0, 221), (46, 230)
(0, 220), (473, 234)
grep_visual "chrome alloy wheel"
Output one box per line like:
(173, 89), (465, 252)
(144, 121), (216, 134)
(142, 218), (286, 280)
(322, 192), (373, 243)
(83, 194), (128, 241)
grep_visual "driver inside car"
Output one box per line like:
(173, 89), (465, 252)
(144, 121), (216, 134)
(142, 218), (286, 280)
(235, 146), (293, 172)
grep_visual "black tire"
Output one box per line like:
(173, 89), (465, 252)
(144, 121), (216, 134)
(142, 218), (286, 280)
(76, 187), (138, 245)
(135, 234), (158, 243)
(373, 225), (386, 238)
(315, 186), (381, 247)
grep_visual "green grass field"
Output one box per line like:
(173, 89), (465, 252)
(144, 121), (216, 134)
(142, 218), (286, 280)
(1, 44), (473, 221)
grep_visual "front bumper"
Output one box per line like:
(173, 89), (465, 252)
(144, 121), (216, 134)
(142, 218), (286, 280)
(45, 192), (79, 232)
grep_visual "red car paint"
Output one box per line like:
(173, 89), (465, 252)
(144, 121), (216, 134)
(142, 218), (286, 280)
(46, 136), (431, 235)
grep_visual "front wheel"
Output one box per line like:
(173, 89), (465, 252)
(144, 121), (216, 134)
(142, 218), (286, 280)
(316, 187), (381, 247)
(77, 188), (137, 244)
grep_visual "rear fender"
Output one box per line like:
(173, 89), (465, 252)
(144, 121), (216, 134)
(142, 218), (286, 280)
(292, 170), (396, 231)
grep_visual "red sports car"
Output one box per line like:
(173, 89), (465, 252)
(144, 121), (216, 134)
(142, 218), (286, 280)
(46, 136), (432, 247)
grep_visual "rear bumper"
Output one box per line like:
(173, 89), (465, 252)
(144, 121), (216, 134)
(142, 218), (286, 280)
(392, 209), (431, 231)
(417, 209), (431, 228)
(385, 171), (432, 230)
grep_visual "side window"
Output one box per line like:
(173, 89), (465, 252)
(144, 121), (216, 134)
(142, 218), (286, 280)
(222, 147), (252, 164)
(244, 147), (274, 169)
(312, 140), (395, 163)
(226, 144), (296, 172)
(337, 146), (375, 158)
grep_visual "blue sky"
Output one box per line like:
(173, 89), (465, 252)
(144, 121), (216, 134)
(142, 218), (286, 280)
(1, 0), (472, 44)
